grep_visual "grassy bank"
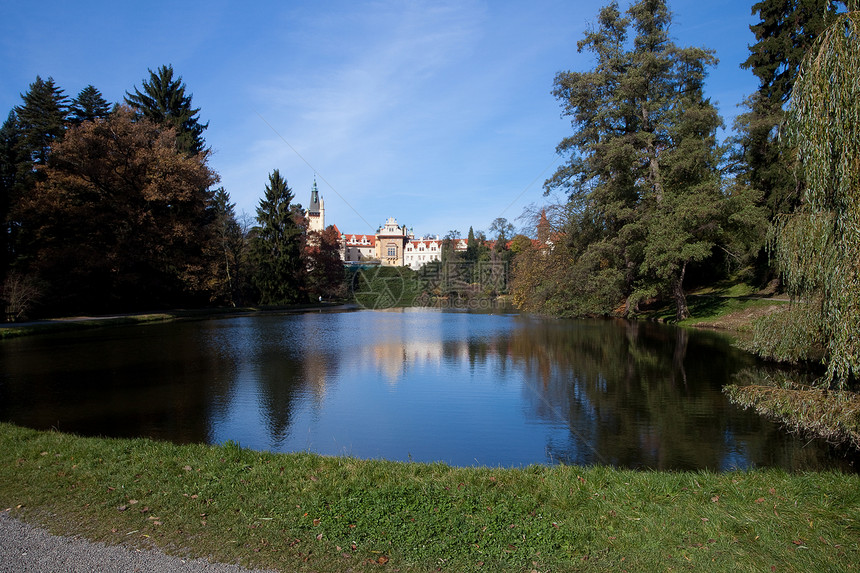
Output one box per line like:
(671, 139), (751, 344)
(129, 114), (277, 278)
(0, 313), (176, 339)
(0, 303), (346, 340)
(1, 423), (858, 572)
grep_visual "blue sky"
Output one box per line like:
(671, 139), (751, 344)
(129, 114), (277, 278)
(1, 0), (760, 238)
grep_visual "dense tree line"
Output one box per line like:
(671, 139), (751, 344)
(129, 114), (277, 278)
(510, 0), (859, 391)
(513, 0), (755, 320)
(0, 67), (343, 320)
(510, 0), (848, 318)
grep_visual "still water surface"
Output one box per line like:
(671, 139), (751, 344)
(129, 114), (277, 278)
(0, 308), (855, 471)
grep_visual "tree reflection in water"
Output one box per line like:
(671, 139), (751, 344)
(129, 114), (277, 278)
(0, 310), (856, 471)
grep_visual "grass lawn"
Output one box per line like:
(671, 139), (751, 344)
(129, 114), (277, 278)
(1, 423), (858, 572)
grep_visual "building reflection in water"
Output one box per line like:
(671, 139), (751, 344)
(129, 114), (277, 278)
(0, 309), (855, 471)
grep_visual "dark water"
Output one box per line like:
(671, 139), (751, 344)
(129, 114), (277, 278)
(0, 308), (855, 471)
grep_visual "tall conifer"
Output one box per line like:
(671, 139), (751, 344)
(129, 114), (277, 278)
(251, 170), (304, 305)
(535, 0), (731, 319)
(735, 0), (845, 219)
(69, 85), (112, 125)
(125, 65), (208, 156)
(14, 76), (68, 166)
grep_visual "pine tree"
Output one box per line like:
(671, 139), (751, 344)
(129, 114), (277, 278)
(538, 0), (731, 319)
(634, 42), (726, 319)
(0, 112), (21, 287)
(125, 65), (208, 156)
(210, 187), (245, 306)
(6, 78), (69, 284)
(251, 170), (304, 305)
(735, 0), (845, 219)
(465, 226), (478, 262)
(14, 76), (68, 166)
(68, 85), (112, 125)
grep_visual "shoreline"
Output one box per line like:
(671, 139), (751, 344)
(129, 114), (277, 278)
(1, 423), (858, 572)
(0, 303), (358, 339)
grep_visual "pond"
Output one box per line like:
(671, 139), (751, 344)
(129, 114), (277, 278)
(0, 308), (855, 471)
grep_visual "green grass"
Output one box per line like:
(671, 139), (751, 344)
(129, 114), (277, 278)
(632, 277), (788, 331)
(0, 303), (344, 340)
(1, 423), (858, 572)
(0, 313), (175, 339)
(726, 373), (860, 450)
(680, 296), (781, 326)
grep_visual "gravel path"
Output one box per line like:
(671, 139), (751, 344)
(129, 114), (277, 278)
(0, 512), (278, 573)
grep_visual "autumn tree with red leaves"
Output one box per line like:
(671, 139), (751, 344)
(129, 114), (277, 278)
(20, 106), (218, 313)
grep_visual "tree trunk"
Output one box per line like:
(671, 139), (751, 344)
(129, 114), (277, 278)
(673, 261), (690, 321)
(642, 103), (664, 204)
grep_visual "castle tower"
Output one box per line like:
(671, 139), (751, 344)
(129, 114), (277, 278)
(307, 179), (325, 232)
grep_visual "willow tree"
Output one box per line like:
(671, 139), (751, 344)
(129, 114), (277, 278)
(752, 7), (860, 389)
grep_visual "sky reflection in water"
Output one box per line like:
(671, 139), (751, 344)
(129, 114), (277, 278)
(0, 308), (855, 471)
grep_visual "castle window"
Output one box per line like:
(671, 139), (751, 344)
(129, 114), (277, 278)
(387, 244), (397, 257)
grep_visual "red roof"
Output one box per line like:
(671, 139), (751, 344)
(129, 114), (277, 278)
(343, 234), (376, 247)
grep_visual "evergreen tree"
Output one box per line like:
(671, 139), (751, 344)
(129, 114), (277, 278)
(14, 76), (68, 166)
(465, 226), (479, 262)
(735, 0), (845, 220)
(125, 65), (208, 156)
(6, 78), (68, 283)
(251, 170), (304, 305)
(633, 42), (726, 319)
(750, 8), (860, 389)
(210, 187), (245, 306)
(0, 112), (21, 287)
(534, 0), (731, 319)
(68, 85), (112, 125)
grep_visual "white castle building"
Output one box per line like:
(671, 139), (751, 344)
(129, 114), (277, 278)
(308, 186), (465, 270)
